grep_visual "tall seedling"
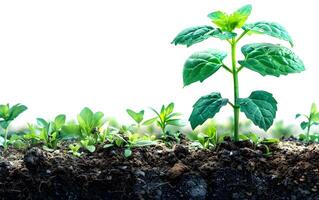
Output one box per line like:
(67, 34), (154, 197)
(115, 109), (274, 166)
(172, 5), (305, 141)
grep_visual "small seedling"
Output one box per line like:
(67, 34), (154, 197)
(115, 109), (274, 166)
(239, 133), (279, 156)
(149, 103), (184, 139)
(0, 103), (27, 150)
(126, 109), (153, 127)
(62, 107), (106, 153)
(126, 108), (158, 133)
(103, 130), (157, 158)
(36, 114), (66, 151)
(172, 4), (305, 141)
(296, 103), (319, 142)
(68, 143), (82, 157)
(187, 119), (221, 149)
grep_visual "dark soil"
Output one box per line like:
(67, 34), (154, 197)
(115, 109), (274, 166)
(1, 139), (319, 200)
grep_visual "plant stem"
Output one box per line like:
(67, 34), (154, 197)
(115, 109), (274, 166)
(236, 30), (249, 43)
(306, 121), (311, 142)
(3, 128), (8, 150)
(231, 38), (240, 141)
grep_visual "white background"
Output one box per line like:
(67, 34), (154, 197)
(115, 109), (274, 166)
(0, 0), (318, 130)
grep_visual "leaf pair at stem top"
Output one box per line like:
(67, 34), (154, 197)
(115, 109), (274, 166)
(172, 4), (305, 141)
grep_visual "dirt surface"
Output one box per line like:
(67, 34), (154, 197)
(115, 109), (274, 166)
(1, 139), (319, 200)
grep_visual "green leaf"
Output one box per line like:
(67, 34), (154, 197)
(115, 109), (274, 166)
(299, 134), (306, 141)
(37, 118), (49, 128)
(311, 103), (317, 115)
(0, 120), (10, 129)
(8, 104), (27, 120)
(124, 148), (132, 158)
(187, 132), (198, 141)
(171, 26), (215, 47)
(208, 4), (252, 31)
(189, 92), (228, 129)
(207, 11), (229, 30)
(239, 43), (305, 77)
(238, 91), (277, 131)
(243, 22), (293, 46)
(261, 138), (279, 144)
(239, 134), (249, 141)
(210, 30), (237, 40)
(86, 145), (96, 153)
(246, 133), (259, 143)
(126, 109), (144, 124)
(132, 140), (157, 147)
(228, 4), (252, 29)
(78, 107), (94, 133)
(166, 119), (185, 127)
(165, 103), (174, 115)
(312, 113), (319, 122)
(300, 121), (309, 130)
(0, 104), (9, 118)
(93, 112), (105, 128)
(54, 114), (66, 130)
(183, 49), (227, 86)
(295, 114), (302, 119)
(61, 124), (81, 139)
(142, 117), (157, 126)
(103, 143), (114, 149)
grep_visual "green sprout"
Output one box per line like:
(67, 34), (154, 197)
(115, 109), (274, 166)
(149, 103), (184, 141)
(0, 103), (27, 150)
(296, 103), (319, 142)
(62, 107), (106, 153)
(172, 4), (304, 141)
(187, 119), (221, 149)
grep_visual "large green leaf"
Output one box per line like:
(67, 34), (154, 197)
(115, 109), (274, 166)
(171, 26), (215, 47)
(172, 26), (236, 47)
(243, 22), (293, 46)
(208, 4), (252, 31)
(239, 43), (305, 77)
(238, 91), (277, 131)
(189, 92), (228, 129)
(183, 49), (227, 86)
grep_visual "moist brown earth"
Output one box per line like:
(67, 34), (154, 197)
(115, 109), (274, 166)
(1, 140), (319, 200)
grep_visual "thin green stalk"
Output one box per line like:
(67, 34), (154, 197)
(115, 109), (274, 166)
(236, 30), (249, 43)
(231, 38), (240, 141)
(3, 128), (8, 150)
(306, 121), (311, 142)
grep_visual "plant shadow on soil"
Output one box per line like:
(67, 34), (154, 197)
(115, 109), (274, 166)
(1, 137), (319, 200)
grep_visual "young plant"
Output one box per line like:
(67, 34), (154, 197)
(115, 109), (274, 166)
(126, 109), (155, 127)
(37, 114), (66, 151)
(68, 143), (82, 157)
(172, 4), (304, 141)
(187, 119), (221, 149)
(62, 107), (106, 153)
(24, 114), (66, 151)
(296, 103), (319, 142)
(239, 133), (279, 156)
(103, 131), (157, 158)
(0, 103), (27, 150)
(149, 103), (184, 140)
